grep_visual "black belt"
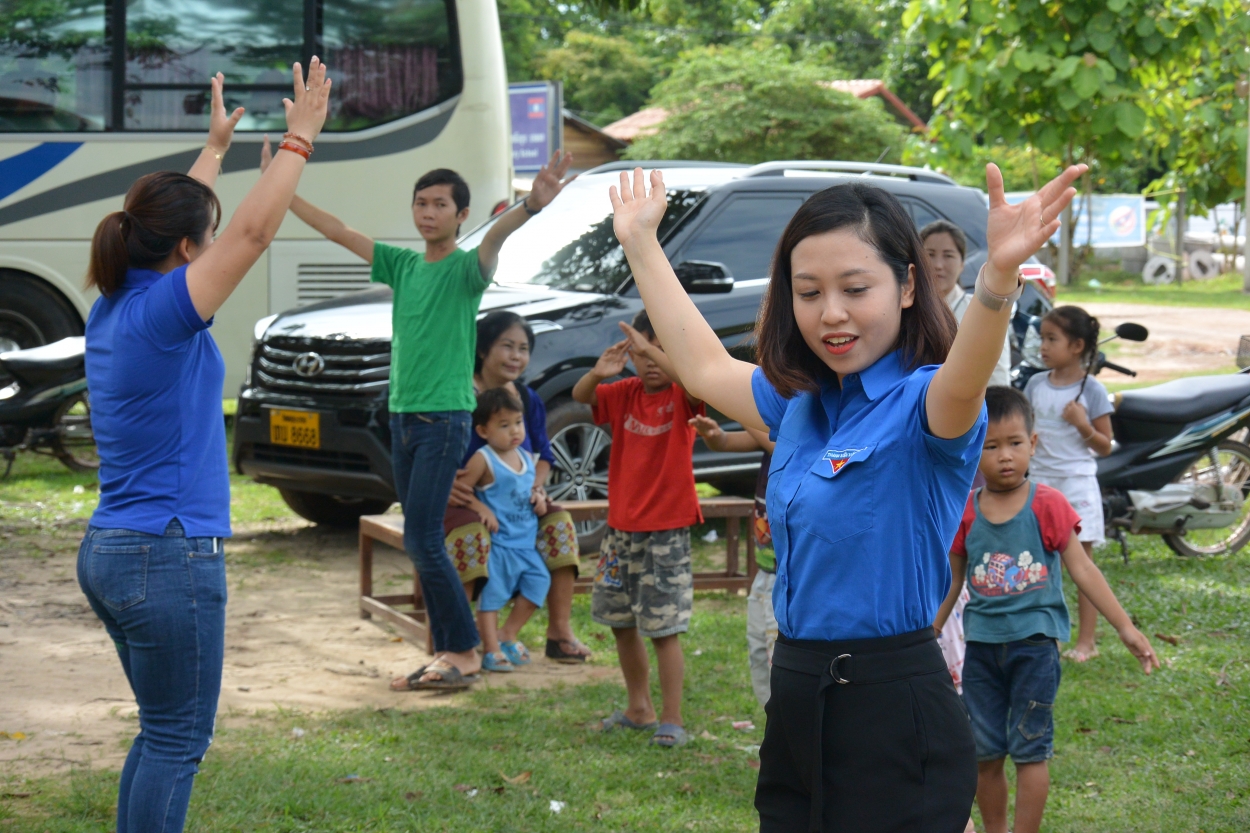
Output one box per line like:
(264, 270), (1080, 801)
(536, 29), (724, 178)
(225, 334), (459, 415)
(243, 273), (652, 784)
(772, 629), (947, 832)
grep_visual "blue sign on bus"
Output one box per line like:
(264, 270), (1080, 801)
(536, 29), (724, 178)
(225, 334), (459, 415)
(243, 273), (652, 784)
(509, 82), (562, 173)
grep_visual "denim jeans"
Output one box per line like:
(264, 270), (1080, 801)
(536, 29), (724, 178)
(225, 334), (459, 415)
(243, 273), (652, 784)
(390, 411), (480, 653)
(963, 636), (1061, 763)
(76, 519), (226, 833)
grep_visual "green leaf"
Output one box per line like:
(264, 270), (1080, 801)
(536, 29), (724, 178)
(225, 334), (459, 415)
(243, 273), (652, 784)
(1054, 56), (1080, 80)
(1058, 86), (1082, 110)
(1142, 31), (1163, 55)
(1097, 61), (1116, 82)
(950, 63), (969, 91)
(1109, 42), (1130, 71)
(1012, 50), (1036, 71)
(1115, 101), (1147, 137)
(1088, 29), (1114, 52)
(1107, 0), (1128, 11)
(1135, 16), (1155, 37)
(1073, 64), (1102, 99)
(1092, 106), (1117, 135)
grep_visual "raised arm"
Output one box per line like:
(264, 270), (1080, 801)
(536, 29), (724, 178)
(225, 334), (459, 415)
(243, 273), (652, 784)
(571, 341), (629, 408)
(925, 163), (1086, 438)
(185, 59), (330, 320)
(188, 73), (244, 189)
(611, 169), (764, 431)
(478, 151), (573, 277)
(260, 137), (374, 263)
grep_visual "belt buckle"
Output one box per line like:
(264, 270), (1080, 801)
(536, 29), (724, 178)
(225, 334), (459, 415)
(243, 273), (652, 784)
(829, 653), (851, 685)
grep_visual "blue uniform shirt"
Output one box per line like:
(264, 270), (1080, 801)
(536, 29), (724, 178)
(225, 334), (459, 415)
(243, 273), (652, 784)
(752, 351), (987, 641)
(86, 265), (231, 538)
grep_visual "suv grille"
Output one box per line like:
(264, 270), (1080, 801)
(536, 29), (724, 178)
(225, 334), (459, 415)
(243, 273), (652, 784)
(251, 444), (373, 472)
(255, 337), (390, 397)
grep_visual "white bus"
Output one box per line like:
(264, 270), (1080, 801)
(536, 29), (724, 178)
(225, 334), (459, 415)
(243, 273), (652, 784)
(0, 0), (511, 393)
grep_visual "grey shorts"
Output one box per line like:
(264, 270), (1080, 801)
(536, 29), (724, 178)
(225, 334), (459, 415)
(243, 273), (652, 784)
(591, 526), (693, 638)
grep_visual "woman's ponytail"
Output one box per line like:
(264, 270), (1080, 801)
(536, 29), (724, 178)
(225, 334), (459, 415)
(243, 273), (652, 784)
(87, 211), (131, 296)
(85, 171), (221, 297)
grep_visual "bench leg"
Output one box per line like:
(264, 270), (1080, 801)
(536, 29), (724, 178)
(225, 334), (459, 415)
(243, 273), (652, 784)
(726, 516), (740, 577)
(359, 529), (374, 619)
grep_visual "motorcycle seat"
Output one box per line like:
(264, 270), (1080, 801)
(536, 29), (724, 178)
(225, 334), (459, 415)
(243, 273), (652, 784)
(1116, 373), (1250, 424)
(0, 336), (86, 378)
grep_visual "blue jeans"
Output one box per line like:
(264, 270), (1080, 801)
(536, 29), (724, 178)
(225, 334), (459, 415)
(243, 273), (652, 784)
(76, 520), (226, 833)
(963, 636), (1061, 764)
(390, 411), (479, 653)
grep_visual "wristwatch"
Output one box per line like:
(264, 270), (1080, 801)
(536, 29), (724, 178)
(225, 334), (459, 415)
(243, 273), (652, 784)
(973, 264), (1024, 312)
(523, 199), (542, 216)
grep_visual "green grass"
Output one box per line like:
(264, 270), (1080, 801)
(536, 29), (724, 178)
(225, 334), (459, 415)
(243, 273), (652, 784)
(1057, 270), (1250, 310)
(4, 422), (1250, 831)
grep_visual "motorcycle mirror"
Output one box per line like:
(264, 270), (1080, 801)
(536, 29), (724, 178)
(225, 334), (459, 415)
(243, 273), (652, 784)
(1115, 322), (1148, 342)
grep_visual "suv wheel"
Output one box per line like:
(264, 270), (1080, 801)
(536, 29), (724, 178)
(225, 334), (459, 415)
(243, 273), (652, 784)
(545, 398), (611, 552)
(278, 489), (393, 528)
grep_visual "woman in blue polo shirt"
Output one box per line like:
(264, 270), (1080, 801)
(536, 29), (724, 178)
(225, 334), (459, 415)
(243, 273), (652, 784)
(609, 163), (1085, 832)
(78, 64), (330, 833)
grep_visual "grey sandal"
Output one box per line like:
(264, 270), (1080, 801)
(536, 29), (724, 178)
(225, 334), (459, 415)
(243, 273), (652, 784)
(601, 709), (659, 732)
(651, 723), (688, 748)
(410, 659), (480, 691)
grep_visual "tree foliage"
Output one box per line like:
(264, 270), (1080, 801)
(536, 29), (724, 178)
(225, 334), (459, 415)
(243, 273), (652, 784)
(537, 31), (660, 124)
(908, 0), (1246, 210)
(625, 44), (904, 163)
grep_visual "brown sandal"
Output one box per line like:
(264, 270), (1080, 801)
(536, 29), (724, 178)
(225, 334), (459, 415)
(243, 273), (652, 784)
(546, 637), (591, 664)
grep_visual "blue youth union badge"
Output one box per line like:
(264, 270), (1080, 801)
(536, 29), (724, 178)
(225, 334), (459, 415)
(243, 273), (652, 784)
(822, 447), (868, 476)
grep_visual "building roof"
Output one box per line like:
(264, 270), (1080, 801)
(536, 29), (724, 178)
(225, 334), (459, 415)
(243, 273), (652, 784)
(602, 80), (927, 142)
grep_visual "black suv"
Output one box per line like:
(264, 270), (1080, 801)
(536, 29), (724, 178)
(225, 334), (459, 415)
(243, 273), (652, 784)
(232, 160), (1053, 537)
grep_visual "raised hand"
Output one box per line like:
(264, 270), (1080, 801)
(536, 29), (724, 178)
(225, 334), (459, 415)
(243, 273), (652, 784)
(610, 168), (669, 248)
(592, 340), (630, 379)
(618, 321), (655, 359)
(283, 57), (331, 144)
(984, 162), (1087, 291)
(688, 414), (724, 445)
(259, 134), (272, 173)
(528, 150), (574, 210)
(206, 72), (245, 154)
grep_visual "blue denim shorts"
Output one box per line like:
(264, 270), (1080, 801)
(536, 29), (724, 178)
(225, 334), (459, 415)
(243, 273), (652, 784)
(962, 636), (1061, 764)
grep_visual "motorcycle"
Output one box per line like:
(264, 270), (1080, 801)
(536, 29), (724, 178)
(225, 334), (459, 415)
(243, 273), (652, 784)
(0, 336), (97, 478)
(1084, 324), (1250, 558)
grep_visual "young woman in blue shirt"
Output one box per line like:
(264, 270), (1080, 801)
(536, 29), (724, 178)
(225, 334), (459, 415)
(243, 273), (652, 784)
(609, 163), (1085, 832)
(78, 64), (330, 833)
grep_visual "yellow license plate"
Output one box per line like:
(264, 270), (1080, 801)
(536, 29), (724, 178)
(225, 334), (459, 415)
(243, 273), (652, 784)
(269, 409), (320, 449)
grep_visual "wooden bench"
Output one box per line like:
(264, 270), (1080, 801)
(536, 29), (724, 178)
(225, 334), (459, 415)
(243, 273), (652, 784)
(358, 496), (757, 652)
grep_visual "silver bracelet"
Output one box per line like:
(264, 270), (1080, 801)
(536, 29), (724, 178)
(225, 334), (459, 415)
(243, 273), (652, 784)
(973, 264), (1024, 312)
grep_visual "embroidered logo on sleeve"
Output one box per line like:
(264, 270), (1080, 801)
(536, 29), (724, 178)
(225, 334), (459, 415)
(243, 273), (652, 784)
(822, 447), (868, 476)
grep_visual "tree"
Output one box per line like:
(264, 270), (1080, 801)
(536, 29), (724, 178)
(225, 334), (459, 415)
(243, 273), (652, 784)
(537, 31), (660, 125)
(759, 0), (886, 79)
(625, 43), (904, 164)
(907, 0), (1237, 279)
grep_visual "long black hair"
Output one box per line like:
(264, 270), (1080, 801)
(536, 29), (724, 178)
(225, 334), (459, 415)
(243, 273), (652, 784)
(756, 182), (957, 397)
(475, 310), (535, 375)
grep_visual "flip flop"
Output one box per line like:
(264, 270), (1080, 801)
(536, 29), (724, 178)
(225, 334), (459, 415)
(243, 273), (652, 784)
(1062, 647), (1100, 663)
(483, 651), (514, 673)
(410, 659), (480, 691)
(601, 709), (659, 732)
(499, 640), (531, 666)
(651, 723), (688, 748)
(389, 664), (429, 692)
(546, 637), (591, 664)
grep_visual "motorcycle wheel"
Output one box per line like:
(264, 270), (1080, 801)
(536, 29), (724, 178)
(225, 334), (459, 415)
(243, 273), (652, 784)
(51, 394), (99, 472)
(1163, 439), (1250, 557)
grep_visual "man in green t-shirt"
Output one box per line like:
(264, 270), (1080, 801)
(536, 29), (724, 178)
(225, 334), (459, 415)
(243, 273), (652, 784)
(270, 144), (573, 690)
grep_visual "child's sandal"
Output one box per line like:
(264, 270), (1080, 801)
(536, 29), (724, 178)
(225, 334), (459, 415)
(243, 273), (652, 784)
(500, 640), (531, 666)
(482, 651), (514, 673)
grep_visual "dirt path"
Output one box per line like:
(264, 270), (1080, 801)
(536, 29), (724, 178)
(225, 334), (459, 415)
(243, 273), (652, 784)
(1079, 301), (1249, 383)
(0, 519), (615, 777)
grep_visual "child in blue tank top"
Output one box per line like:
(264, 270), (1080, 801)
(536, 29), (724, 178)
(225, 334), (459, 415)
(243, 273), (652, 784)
(456, 388), (552, 672)
(935, 387), (1157, 833)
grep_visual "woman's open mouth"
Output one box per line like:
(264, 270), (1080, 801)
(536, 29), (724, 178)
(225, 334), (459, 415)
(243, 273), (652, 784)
(823, 334), (858, 356)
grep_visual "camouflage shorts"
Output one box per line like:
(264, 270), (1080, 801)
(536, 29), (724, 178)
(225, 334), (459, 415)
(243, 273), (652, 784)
(591, 526), (692, 638)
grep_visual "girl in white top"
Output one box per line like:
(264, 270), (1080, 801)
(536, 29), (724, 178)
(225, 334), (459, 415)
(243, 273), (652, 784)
(1024, 304), (1114, 662)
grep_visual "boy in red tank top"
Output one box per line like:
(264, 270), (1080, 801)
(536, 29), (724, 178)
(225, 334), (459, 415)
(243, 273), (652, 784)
(572, 310), (704, 748)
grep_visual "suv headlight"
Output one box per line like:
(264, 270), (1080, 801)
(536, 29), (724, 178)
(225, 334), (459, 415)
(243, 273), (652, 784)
(1021, 321), (1045, 368)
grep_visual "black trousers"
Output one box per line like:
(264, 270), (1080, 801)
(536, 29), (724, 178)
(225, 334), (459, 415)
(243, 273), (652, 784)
(755, 628), (977, 833)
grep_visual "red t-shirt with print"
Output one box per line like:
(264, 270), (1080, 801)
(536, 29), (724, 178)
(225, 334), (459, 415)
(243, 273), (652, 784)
(592, 377), (705, 532)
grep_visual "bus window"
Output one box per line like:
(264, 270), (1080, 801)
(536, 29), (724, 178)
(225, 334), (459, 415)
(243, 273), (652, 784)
(0, 1), (108, 132)
(125, 0), (303, 132)
(323, 0), (463, 131)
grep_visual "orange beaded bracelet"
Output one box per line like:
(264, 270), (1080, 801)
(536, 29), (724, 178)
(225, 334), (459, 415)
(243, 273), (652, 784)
(278, 140), (311, 160)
